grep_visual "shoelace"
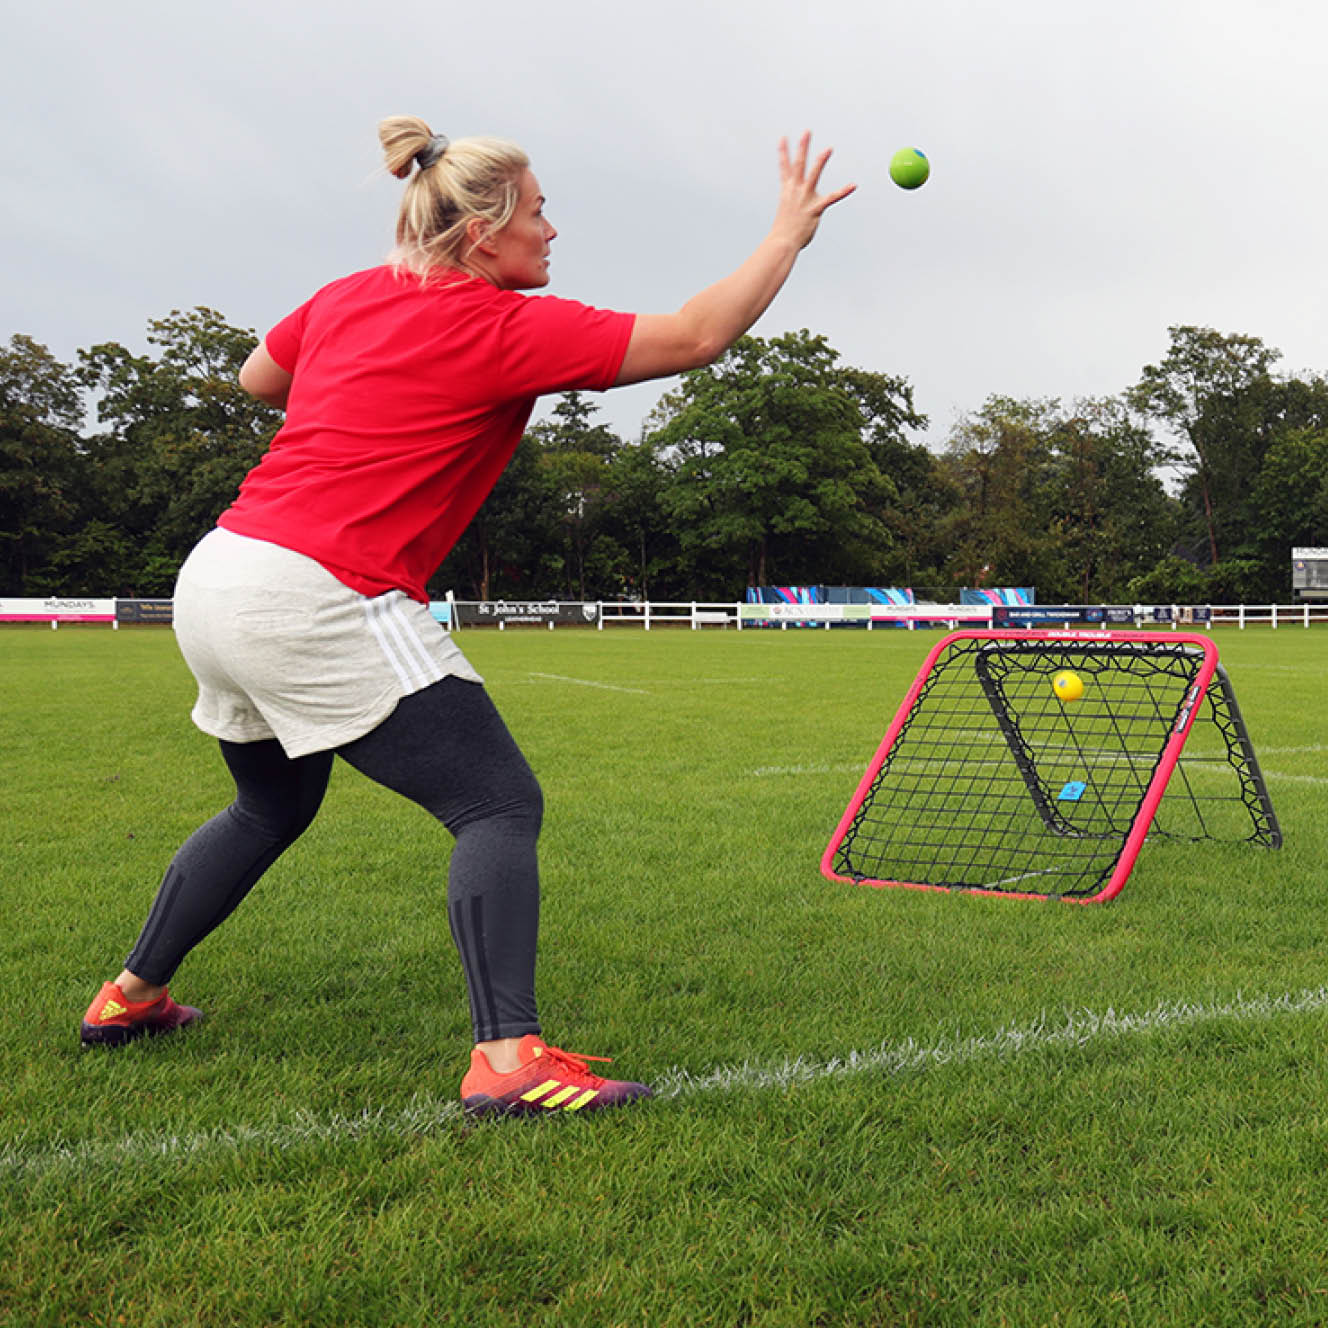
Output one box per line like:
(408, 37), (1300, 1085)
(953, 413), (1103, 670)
(538, 1043), (614, 1083)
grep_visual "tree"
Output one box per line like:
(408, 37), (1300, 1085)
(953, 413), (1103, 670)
(73, 308), (283, 593)
(937, 397), (1062, 593)
(1128, 325), (1281, 566)
(526, 392), (624, 600)
(836, 366), (956, 590)
(1126, 554), (1209, 604)
(599, 438), (676, 599)
(1253, 426), (1328, 579)
(1044, 398), (1179, 601)
(937, 395), (1179, 602)
(645, 331), (925, 593)
(0, 336), (84, 593)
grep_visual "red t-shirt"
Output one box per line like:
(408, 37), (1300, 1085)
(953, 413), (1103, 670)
(219, 266), (635, 603)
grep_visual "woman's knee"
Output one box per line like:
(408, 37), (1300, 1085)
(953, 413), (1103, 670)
(221, 741), (332, 844)
(509, 766), (544, 829)
(452, 766), (543, 836)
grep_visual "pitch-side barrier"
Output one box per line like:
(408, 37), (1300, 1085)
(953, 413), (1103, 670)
(7, 598), (1328, 630)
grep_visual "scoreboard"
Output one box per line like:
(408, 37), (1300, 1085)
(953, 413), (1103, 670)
(1292, 548), (1328, 600)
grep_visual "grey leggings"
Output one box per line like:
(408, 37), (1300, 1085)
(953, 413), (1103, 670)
(125, 677), (543, 1043)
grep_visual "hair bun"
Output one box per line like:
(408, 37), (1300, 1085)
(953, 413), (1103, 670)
(378, 114), (437, 180)
(414, 134), (450, 171)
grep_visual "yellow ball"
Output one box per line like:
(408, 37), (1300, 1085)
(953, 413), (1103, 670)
(1052, 670), (1084, 702)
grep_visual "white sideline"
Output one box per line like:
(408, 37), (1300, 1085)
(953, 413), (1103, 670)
(511, 674), (766, 691)
(4, 987), (1326, 1179)
(653, 986), (1328, 1098)
(526, 671), (649, 695)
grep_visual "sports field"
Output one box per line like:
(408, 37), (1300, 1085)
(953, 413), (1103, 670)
(3, 624), (1327, 1326)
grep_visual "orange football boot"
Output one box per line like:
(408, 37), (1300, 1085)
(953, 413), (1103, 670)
(80, 981), (203, 1047)
(461, 1034), (651, 1117)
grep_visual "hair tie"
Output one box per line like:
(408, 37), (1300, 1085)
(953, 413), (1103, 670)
(414, 134), (449, 170)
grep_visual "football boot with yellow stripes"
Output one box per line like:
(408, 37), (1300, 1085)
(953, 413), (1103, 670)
(80, 981), (203, 1047)
(461, 1034), (651, 1117)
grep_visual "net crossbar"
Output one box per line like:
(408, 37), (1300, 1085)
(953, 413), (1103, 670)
(822, 630), (1280, 904)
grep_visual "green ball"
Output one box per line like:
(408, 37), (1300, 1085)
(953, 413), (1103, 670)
(889, 147), (930, 190)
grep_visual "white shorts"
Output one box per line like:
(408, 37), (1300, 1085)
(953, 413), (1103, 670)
(173, 528), (482, 757)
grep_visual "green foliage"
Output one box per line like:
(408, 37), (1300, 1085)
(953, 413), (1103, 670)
(939, 395), (1179, 601)
(5, 310), (1328, 602)
(73, 309), (283, 593)
(1253, 426), (1328, 558)
(1130, 325), (1282, 566)
(647, 331), (929, 591)
(1203, 557), (1275, 603)
(1127, 554), (1211, 602)
(1, 311), (282, 595)
(0, 335), (84, 594)
(1129, 556), (1278, 606)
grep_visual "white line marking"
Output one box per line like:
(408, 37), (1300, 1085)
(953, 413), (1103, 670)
(509, 675), (765, 692)
(1264, 769), (1328, 786)
(751, 763), (864, 777)
(0, 1097), (464, 1180)
(653, 986), (1328, 1098)
(651, 678), (770, 687)
(527, 672), (649, 695)
(5, 987), (1326, 1178)
(982, 867), (1064, 889)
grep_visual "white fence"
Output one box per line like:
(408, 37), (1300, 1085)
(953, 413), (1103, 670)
(596, 602), (1328, 631)
(8, 596), (1328, 630)
(1208, 602), (1328, 629)
(457, 600), (1328, 631)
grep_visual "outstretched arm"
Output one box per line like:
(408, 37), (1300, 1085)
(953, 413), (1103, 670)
(614, 133), (855, 387)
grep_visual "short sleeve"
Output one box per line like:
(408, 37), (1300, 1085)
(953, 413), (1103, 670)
(264, 300), (312, 374)
(498, 295), (636, 399)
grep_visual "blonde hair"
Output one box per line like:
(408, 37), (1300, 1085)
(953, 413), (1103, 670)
(378, 115), (529, 278)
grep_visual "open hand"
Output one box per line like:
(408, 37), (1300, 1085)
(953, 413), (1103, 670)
(774, 132), (856, 249)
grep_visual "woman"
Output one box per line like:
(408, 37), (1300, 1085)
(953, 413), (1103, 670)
(80, 116), (854, 1116)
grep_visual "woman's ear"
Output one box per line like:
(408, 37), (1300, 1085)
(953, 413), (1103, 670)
(466, 215), (495, 254)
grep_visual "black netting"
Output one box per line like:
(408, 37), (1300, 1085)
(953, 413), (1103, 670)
(832, 636), (1279, 900)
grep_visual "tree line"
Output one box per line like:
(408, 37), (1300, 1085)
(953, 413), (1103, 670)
(4, 310), (1327, 604)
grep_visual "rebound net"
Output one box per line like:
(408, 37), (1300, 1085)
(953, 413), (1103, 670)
(822, 631), (1280, 904)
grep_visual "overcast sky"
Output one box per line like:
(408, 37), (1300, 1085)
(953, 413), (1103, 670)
(7, 0), (1327, 449)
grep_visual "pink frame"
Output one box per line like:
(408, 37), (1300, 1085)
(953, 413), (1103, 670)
(820, 629), (1221, 905)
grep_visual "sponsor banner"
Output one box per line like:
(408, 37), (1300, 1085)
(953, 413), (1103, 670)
(115, 598), (174, 624)
(427, 601), (452, 627)
(0, 596), (115, 622)
(740, 603), (872, 622)
(961, 588), (1035, 606)
(1153, 604), (1212, 624)
(747, 586), (823, 607)
(993, 605), (1135, 627)
(454, 601), (600, 626)
(742, 602), (989, 625)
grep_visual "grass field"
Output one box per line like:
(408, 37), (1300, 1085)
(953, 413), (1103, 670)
(3, 623), (1327, 1326)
